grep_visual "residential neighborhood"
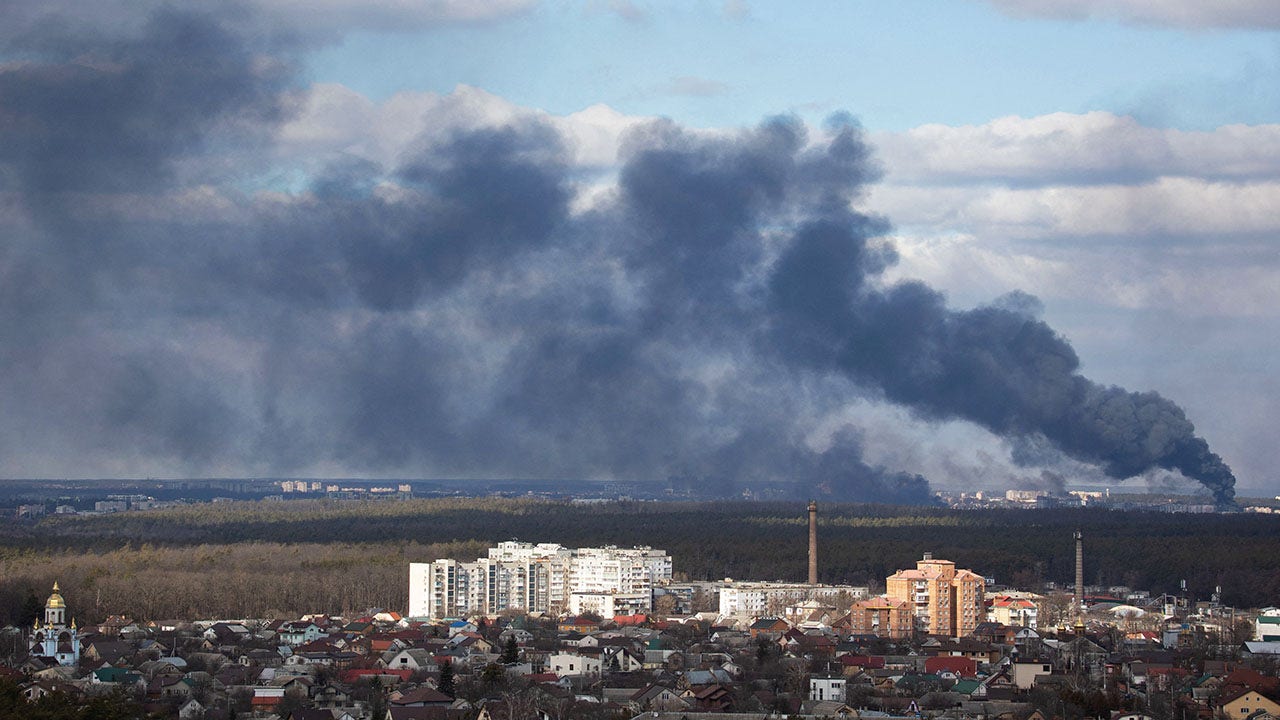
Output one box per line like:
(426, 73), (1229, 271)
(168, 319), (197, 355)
(4, 544), (1278, 720)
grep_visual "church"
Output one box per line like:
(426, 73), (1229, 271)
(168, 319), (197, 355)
(30, 582), (80, 666)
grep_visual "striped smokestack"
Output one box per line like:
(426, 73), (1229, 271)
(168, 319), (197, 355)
(1074, 529), (1084, 615)
(808, 500), (818, 585)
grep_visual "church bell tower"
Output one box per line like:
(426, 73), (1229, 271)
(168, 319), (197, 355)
(30, 582), (80, 666)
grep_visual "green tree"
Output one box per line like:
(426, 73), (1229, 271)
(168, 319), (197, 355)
(481, 662), (506, 688)
(366, 676), (386, 720)
(274, 692), (307, 719)
(756, 637), (773, 663)
(438, 660), (455, 697)
(0, 676), (28, 719)
(501, 636), (519, 664)
(20, 590), (42, 627)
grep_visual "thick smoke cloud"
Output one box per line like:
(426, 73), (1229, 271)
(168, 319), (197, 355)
(0, 7), (1235, 505)
(765, 215), (1235, 504)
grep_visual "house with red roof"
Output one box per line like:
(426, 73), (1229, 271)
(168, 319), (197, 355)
(924, 655), (978, 678)
(389, 686), (454, 707)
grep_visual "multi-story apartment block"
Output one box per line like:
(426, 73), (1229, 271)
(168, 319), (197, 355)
(885, 553), (985, 638)
(408, 543), (671, 619)
(410, 559), (480, 619)
(570, 546), (671, 595)
(717, 581), (868, 617)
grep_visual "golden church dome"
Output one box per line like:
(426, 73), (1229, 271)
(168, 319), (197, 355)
(46, 581), (65, 609)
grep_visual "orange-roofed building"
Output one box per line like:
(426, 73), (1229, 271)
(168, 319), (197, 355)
(989, 594), (1039, 629)
(849, 596), (913, 639)
(885, 553), (985, 638)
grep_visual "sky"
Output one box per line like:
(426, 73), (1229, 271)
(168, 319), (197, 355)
(1, 0), (1277, 500)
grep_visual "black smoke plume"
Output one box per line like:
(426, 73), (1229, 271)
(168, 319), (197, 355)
(0, 7), (1235, 505)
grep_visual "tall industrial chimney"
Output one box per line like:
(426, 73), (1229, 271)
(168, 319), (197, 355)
(808, 500), (818, 585)
(1074, 529), (1084, 615)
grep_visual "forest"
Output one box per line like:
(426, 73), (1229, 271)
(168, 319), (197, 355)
(0, 498), (1276, 623)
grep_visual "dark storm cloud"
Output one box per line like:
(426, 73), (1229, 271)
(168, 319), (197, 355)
(0, 6), (291, 365)
(0, 8), (287, 197)
(103, 355), (242, 464)
(0, 5), (1236, 505)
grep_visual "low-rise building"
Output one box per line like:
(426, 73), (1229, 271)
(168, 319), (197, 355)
(810, 675), (847, 702)
(1255, 607), (1280, 641)
(718, 581), (867, 617)
(988, 593), (1040, 629)
(1218, 687), (1280, 718)
(1012, 660), (1053, 689)
(849, 596), (914, 639)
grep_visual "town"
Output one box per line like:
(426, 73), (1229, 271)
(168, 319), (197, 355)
(5, 1), (1278, 720)
(4, 506), (1278, 720)
(10, 479), (1280, 520)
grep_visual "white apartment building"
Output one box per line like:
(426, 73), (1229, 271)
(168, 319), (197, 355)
(408, 543), (671, 619)
(488, 542), (573, 612)
(718, 581), (869, 617)
(570, 546), (672, 595)
(409, 559), (482, 619)
(569, 591), (652, 619)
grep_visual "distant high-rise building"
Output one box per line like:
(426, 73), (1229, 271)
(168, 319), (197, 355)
(885, 552), (985, 638)
(408, 543), (671, 619)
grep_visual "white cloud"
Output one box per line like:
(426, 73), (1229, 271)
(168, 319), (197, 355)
(983, 0), (1280, 30)
(871, 176), (1280, 240)
(276, 84), (654, 171)
(884, 229), (1280, 318)
(554, 103), (655, 166)
(969, 178), (1280, 237)
(865, 111), (1280, 324)
(873, 111), (1280, 185)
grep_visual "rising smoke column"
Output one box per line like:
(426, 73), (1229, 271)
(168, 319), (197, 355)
(763, 125), (1236, 505)
(0, 5), (1236, 505)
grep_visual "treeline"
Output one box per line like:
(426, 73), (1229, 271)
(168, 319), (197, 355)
(1, 499), (1277, 622)
(0, 540), (487, 624)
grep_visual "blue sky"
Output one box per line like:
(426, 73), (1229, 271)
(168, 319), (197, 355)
(2, 0), (1278, 499)
(307, 1), (1280, 131)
